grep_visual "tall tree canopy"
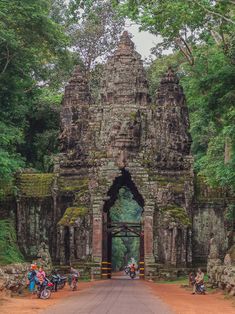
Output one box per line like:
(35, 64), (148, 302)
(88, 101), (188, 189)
(0, 0), (68, 192)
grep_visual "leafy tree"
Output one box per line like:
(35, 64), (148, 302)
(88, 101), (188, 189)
(68, 0), (125, 77)
(23, 89), (62, 172)
(113, 0), (235, 63)
(0, 0), (69, 195)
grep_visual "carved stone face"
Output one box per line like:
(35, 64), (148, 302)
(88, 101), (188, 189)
(108, 111), (141, 151)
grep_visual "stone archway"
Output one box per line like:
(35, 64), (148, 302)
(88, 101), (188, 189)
(92, 168), (154, 277)
(56, 31), (194, 277)
(102, 169), (144, 278)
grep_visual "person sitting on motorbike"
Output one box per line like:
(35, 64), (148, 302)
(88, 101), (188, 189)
(130, 263), (136, 273)
(192, 268), (204, 294)
(70, 267), (80, 276)
(68, 267), (80, 286)
(37, 266), (46, 286)
(70, 267), (80, 280)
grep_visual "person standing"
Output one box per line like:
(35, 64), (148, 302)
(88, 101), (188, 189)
(27, 264), (37, 293)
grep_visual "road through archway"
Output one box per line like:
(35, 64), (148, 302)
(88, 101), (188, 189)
(42, 278), (172, 314)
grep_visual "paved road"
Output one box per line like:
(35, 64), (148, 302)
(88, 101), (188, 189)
(41, 276), (173, 314)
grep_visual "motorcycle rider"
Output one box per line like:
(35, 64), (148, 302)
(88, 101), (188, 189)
(69, 266), (80, 289)
(130, 263), (136, 278)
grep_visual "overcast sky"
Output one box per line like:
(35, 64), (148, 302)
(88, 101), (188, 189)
(126, 22), (161, 60)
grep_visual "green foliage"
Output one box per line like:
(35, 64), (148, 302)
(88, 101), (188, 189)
(112, 237), (127, 271)
(110, 187), (142, 222)
(110, 187), (142, 270)
(0, 0), (69, 191)
(114, 0), (235, 62)
(180, 44), (235, 190)
(68, 0), (125, 72)
(23, 89), (62, 172)
(0, 219), (24, 265)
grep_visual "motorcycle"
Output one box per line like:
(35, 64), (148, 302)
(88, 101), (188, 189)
(124, 266), (130, 275)
(50, 273), (67, 291)
(195, 282), (206, 295)
(130, 269), (136, 279)
(36, 278), (53, 299)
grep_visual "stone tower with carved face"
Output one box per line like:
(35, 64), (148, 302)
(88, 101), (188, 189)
(56, 31), (194, 274)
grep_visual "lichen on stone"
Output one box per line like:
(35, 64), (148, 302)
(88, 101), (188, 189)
(58, 177), (89, 193)
(161, 205), (191, 226)
(16, 173), (54, 198)
(58, 206), (88, 226)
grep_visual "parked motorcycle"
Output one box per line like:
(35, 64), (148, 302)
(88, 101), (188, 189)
(36, 278), (53, 299)
(50, 273), (67, 291)
(195, 282), (206, 295)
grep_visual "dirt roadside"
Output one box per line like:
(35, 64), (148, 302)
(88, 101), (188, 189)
(146, 281), (235, 314)
(1, 280), (235, 314)
(0, 281), (98, 314)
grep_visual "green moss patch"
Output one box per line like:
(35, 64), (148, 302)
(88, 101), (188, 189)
(89, 151), (107, 160)
(58, 177), (89, 193)
(58, 206), (88, 226)
(148, 174), (187, 194)
(161, 205), (191, 226)
(16, 173), (54, 197)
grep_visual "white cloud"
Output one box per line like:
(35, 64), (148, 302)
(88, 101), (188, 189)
(126, 22), (161, 59)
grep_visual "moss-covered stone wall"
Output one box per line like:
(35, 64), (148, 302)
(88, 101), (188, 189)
(16, 173), (55, 198)
(193, 176), (234, 265)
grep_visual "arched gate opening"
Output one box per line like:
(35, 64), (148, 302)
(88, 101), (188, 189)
(101, 169), (145, 279)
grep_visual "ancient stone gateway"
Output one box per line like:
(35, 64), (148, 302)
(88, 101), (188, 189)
(56, 31), (194, 277)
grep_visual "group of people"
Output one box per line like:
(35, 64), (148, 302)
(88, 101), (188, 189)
(27, 264), (80, 294)
(189, 268), (205, 294)
(27, 264), (46, 293)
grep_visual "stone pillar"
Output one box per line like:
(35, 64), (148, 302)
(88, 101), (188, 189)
(56, 227), (61, 261)
(59, 226), (65, 265)
(187, 229), (192, 265)
(171, 227), (177, 266)
(92, 214), (102, 262)
(144, 209), (155, 270)
(69, 226), (75, 263)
